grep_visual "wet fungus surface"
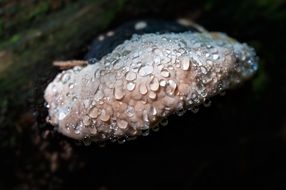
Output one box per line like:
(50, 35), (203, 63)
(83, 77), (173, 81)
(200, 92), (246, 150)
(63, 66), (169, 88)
(44, 21), (258, 143)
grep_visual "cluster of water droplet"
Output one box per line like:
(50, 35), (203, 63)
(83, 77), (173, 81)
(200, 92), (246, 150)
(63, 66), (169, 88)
(44, 31), (258, 144)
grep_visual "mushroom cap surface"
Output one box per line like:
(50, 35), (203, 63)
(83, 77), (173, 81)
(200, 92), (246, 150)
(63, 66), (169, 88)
(44, 31), (258, 142)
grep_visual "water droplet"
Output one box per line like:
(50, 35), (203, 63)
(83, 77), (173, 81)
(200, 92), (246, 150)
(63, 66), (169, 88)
(250, 61), (258, 71)
(161, 57), (171, 64)
(152, 125), (160, 132)
(110, 119), (117, 129)
(178, 47), (186, 54)
(82, 99), (90, 109)
(116, 70), (125, 79)
(189, 105), (199, 113)
(94, 91), (104, 101)
(143, 109), (150, 123)
(159, 79), (167, 87)
(157, 63), (164, 71)
(68, 83), (74, 89)
(167, 65), (174, 70)
(165, 80), (177, 96)
(89, 107), (100, 118)
(74, 129), (80, 135)
(73, 66), (82, 72)
(160, 118), (168, 126)
(72, 96), (78, 101)
(82, 115), (91, 126)
(89, 126), (97, 135)
(212, 54), (220, 60)
(142, 129), (149, 136)
(83, 136), (91, 146)
(160, 69), (170, 78)
(65, 124), (70, 131)
(113, 86), (124, 100)
(181, 56), (190, 71)
(191, 91), (199, 103)
(148, 91), (157, 99)
(88, 58), (98, 64)
(165, 49), (171, 54)
(139, 83), (148, 95)
(61, 73), (71, 84)
(203, 98), (212, 107)
(117, 119), (128, 129)
(122, 50), (131, 56)
(127, 82), (136, 91)
(202, 59), (210, 66)
(201, 66), (208, 74)
(217, 82), (225, 94)
(153, 48), (162, 55)
(176, 109), (186, 116)
(99, 69), (106, 76)
(139, 65), (153, 76)
(150, 106), (157, 116)
(154, 56), (161, 65)
(58, 111), (67, 120)
(118, 137), (126, 144)
(109, 136), (117, 143)
(74, 123), (82, 135)
(126, 106), (135, 117)
(104, 75), (116, 89)
(200, 90), (207, 98)
(149, 78), (159, 91)
(125, 71), (137, 81)
(100, 109), (110, 122)
(58, 107), (69, 120)
(44, 102), (50, 108)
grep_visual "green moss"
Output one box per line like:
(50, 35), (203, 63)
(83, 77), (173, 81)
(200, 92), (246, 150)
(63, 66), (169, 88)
(26, 1), (51, 21)
(9, 34), (21, 44)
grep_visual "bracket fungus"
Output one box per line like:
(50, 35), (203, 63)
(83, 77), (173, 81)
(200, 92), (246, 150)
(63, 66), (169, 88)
(44, 22), (258, 143)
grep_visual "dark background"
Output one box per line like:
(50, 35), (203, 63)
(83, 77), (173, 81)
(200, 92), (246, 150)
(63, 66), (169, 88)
(0, 0), (286, 189)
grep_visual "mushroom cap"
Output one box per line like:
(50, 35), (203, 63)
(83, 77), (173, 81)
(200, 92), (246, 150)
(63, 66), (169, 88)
(44, 31), (258, 142)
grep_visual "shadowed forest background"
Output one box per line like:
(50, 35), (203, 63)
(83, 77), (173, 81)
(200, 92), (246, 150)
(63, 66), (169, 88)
(0, 0), (286, 189)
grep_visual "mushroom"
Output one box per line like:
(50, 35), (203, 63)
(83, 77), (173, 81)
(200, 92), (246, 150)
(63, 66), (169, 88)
(44, 29), (258, 143)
